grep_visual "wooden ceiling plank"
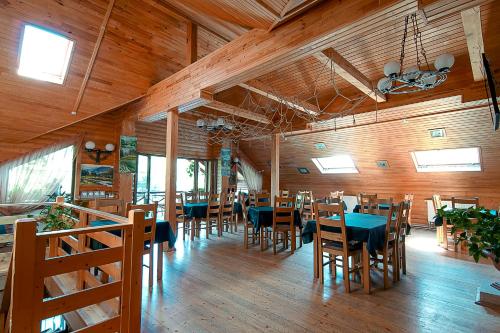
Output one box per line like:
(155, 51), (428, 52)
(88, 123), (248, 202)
(269, 0), (324, 31)
(205, 100), (271, 124)
(420, 0), (493, 22)
(254, 0), (282, 20)
(71, 0), (116, 116)
(461, 6), (485, 81)
(313, 48), (386, 102)
(136, 0), (401, 121)
(238, 82), (319, 115)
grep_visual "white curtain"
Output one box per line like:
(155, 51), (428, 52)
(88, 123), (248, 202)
(239, 159), (262, 192)
(0, 139), (78, 215)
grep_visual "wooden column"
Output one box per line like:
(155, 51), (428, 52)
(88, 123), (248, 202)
(186, 21), (197, 65)
(119, 118), (136, 205)
(165, 109), (179, 232)
(271, 133), (280, 206)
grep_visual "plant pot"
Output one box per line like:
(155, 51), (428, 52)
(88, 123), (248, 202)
(482, 250), (500, 271)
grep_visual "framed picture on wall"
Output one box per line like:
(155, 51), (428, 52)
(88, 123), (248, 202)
(80, 164), (114, 187)
(220, 148), (231, 177)
(119, 136), (137, 173)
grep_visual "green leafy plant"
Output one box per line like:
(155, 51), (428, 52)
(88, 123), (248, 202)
(38, 204), (75, 231)
(437, 206), (500, 263)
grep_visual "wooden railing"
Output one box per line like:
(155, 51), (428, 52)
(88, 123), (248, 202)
(6, 199), (144, 332)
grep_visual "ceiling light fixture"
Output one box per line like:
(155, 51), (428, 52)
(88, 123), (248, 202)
(377, 13), (454, 94)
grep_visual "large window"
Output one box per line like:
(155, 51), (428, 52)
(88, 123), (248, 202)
(411, 147), (481, 172)
(18, 25), (74, 84)
(311, 155), (359, 174)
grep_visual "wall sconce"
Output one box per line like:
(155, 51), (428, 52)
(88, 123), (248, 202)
(85, 141), (115, 163)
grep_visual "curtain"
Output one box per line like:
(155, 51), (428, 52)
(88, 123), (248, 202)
(0, 139), (79, 215)
(239, 159), (262, 192)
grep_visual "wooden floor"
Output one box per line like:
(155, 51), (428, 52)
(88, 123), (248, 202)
(140, 228), (500, 332)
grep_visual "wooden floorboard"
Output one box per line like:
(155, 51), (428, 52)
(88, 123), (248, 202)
(140, 229), (500, 332)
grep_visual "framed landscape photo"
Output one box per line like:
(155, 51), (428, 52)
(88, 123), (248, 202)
(80, 164), (114, 187)
(119, 135), (138, 173)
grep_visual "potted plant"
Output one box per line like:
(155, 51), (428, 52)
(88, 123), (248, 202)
(37, 204), (75, 231)
(437, 206), (500, 270)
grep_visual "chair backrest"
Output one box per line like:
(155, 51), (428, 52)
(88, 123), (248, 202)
(330, 191), (344, 200)
(395, 201), (411, 239)
(359, 194), (378, 214)
(185, 191), (197, 203)
(222, 192), (235, 215)
(314, 203), (348, 252)
(279, 189), (290, 198)
(249, 191), (257, 207)
(207, 193), (221, 218)
(374, 198), (393, 216)
(239, 193), (248, 222)
(301, 191), (314, 214)
(382, 203), (398, 244)
(255, 193), (271, 207)
(175, 194), (185, 222)
(273, 196), (295, 229)
(432, 194), (442, 213)
(198, 191), (210, 202)
(451, 197), (479, 209)
(126, 202), (158, 252)
(89, 199), (124, 216)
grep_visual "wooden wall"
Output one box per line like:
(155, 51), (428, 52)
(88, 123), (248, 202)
(241, 106), (500, 225)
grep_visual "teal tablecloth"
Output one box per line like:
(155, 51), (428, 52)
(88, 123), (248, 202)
(183, 202), (208, 218)
(247, 206), (302, 231)
(302, 213), (388, 256)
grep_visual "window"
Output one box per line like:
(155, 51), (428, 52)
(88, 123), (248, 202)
(411, 147), (481, 172)
(237, 171), (249, 194)
(311, 155), (359, 174)
(18, 25), (74, 84)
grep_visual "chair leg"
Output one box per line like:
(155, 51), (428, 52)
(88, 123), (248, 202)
(273, 231), (277, 254)
(332, 256), (336, 277)
(402, 241), (406, 275)
(157, 243), (163, 282)
(392, 245), (398, 283)
(244, 224), (248, 249)
(383, 249), (390, 289)
(319, 250), (324, 284)
(291, 229), (296, 255)
(343, 255), (350, 293)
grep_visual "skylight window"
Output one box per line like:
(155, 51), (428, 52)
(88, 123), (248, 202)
(411, 147), (481, 172)
(312, 155), (359, 174)
(18, 25), (74, 84)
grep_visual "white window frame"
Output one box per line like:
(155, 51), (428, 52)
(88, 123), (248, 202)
(410, 147), (482, 173)
(17, 24), (75, 85)
(311, 155), (359, 174)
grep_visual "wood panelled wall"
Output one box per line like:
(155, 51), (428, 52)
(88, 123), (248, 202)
(136, 118), (215, 160)
(241, 106), (500, 225)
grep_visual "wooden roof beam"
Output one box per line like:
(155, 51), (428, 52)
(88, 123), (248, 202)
(238, 82), (319, 116)
(205, 100), (271, 124)
(419, 0), (493, 22)
(136, 0), (405, 121)
(313, 48), (386, 102)
(461, 6), (485, 81)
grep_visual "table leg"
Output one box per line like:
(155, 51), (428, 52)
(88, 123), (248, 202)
(313, 233), (318, 279)
(157, 242), (163, 282)
(190, 219), (195, 241)
(260, 228), (264, 251)
(363, 242), (370, 294)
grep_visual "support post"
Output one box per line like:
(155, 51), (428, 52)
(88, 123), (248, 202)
(165, 109), (179, 233)
(271, 134), (280, 206)
(186, 21), (197, 65)
(119, 118), (136, 205)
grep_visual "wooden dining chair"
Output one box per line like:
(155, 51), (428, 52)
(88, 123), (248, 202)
(221, 192), (236, 233)
(198, 191), (210, 203)
(431, 194), (444, 243)
(175, 193), (189, 240)
(395, 201), (411, 281)
(314, 202), (363, 292)
(443, 197), (480, 252)
(404, 193), (414, 227)
(255, 193), (270, 207)
(272, 196), (296, 255)
(375, 203), (399, 289)
(279, 189), (290, 198)
(203, 193), (221, 238)
(125, 201), (158, 289)
(330, 191), (344, 200)
(241, 194), (256, 249)
(184, 191), (197, 204)
(359, 194), (377, 214)
(249, 191), (257, 207)
(89, 199), (124, 217)
(301, 191), (315, 221)
(374, 198), (393, 216)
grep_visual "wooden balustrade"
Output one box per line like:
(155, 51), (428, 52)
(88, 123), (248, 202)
(5, 200), (144, 332)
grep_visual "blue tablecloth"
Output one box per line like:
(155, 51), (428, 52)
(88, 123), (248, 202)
(90, 219), (176, 248)
(302, 213), (388, 256)
(183, 203), (208, 219)
(234, 202), (243, 215)
(247, 206), (302, 231)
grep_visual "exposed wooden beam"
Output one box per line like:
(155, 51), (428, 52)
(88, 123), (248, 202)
(186, 21), (198, 65)
(205, 100), (271, 124)
(254, 0), (281, 19)
(313, 48), (386, 102)
(461, 6), (485, 81)
(136, 0), (405, 121)
(71, 0), (115, 115)
(270, 133), (280, 207)
(419, 0), (493, 22)
(269, 0), (324, 31)
(165, 109), (178, 234)
(238, 82), (320, 115)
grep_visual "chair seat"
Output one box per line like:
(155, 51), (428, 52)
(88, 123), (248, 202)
(323, 240), (363, 252)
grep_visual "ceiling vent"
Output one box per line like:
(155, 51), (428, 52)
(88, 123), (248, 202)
(376, 160), (389, 168)
(297, 167), (310, 174)
(429, 128), (446, 138)
(314, 142), (327, 150)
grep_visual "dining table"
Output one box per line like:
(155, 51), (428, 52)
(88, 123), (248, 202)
(302, 212), (389, 294)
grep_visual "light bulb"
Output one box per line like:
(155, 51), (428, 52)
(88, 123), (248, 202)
(196, 119), (205, 128)
(383, 61), (401, 77)
(105, 143), (115, 152)
(216, 117), (224, 127)
(403, 66), (419, 81)
(434, 54), (455, 72)
(421, 73), (437, 87)
(85, 141), (95, 150)
(377, 77), (392, 92)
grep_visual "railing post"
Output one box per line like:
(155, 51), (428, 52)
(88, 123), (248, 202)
(10, 218), (37, 332)
(77, 211), (89, 290)
(127, 209), (144, 333)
